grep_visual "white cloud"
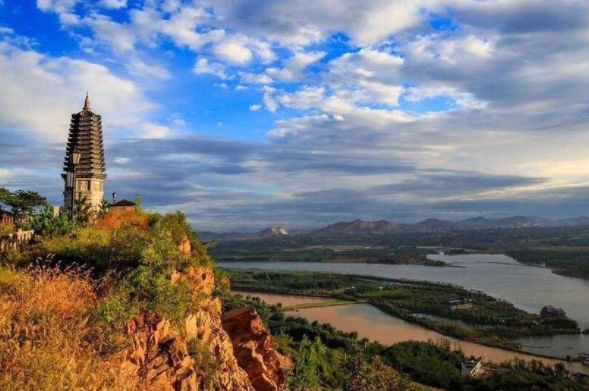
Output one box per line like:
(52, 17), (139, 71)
(214, 39), (253, 64)
(249, 104), (262, 111)
(113, 156), (130, 164)
(36, 0), (78, 13)
(100, 0), (127, 9)
(193, 57), (228, 79)
(405, 85), (487, 109)
(407, 34), (494, 66)
(141, 123), (171, 139)
(0, 42), (153, 141)
(128, 58), (170, 79)
(207, 0), (426, 46)
(267, 50), (325, 81)
(240, 72), (273, 85)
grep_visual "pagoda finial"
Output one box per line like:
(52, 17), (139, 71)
(83, 92), (91, 112)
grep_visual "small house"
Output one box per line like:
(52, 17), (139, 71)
(461, 358), (483, 377)
(111, 199), (136, 212)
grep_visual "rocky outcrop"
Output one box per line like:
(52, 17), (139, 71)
(223, 307), (291, 391)
(124, 267), (288, 391)
(125, 314), (199, 391)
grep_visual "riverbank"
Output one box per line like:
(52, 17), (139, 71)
(235, 290), (589, 376)
(212, 242), (450, 266)
(226, 268), (580, 348)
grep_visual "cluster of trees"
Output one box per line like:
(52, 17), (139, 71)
(0, 188), (47, 221)
(229, 291), (588, 391)
(226, 269), (579, 350)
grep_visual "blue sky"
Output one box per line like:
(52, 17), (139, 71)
(1, 0), (589, 231)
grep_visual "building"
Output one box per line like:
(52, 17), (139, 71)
(447, 298), (474, 311)
(62, 94), (106, 215)
(111, 199), (136, 212)
(461, 358), (483, 377)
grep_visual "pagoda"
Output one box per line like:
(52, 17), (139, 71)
(62, 94), (106, 214)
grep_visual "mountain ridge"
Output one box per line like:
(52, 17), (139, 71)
(200, 215), (589, 240)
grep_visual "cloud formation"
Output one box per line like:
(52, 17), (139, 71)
(1, 0), (589, 230)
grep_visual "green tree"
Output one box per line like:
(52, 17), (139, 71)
(98, 198), (111, 218)
(0, 188), (47, 221)
(32, 205), (72, 236)
(73, 195), (91, 226)
(344, 356), (409, 391)
(288, 337), (325, 391)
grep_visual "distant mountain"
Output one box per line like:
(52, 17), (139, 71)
(552, 216), (589, 227)
(260, 226), (289, 237)
(413, 218), (456, 232)
(494, 216), (550, 228)
(200, 215), (589, 242)
(314, 219), (397, 235)
(199, 226), (289, 241)
(455, 216), (494, 229)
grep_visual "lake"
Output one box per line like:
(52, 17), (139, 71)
(219, 253), (589, 359)
(238, 290), (589, 375)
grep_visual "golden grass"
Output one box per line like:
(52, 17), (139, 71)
(0, 222), (14, 236)
(0, 265), (138, 391)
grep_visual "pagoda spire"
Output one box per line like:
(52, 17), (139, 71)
(83, 92), (91, 112)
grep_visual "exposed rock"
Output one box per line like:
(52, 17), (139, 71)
(223, 307), (291, 391)
(126, 314), (198, 391)
(125, 267), (291, 391)
(179, 235), (192, 255)
(171, 267), (215, 297)
(260, 227), (289, 237)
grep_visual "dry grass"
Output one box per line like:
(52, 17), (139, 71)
(96, 208), (150, 231)
(0, 264), (138, 391)
(0, 222), (14, 236)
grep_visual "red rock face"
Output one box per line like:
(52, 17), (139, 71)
(222, 307), (291, 391)
(123, 269), (289, 391)
(125, 314), (198, 391)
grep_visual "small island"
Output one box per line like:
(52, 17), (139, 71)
(225, 269), (580, 352)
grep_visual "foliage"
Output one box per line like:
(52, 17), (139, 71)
(237, 292), (588, 391)
(225, 269), (579, 349)
(187, 338), (220, 389)
(98, 198), (111, 218)
(383, 341), (465, 389)
(0, 222), (14, 236)
(31, 205), (72, 236)
(288, 336), (324, 391)
(73, 194), (92, 226)
(344, 356), (410, 391)
(0, 187), (47, 221)
(0, 265), (138, 390)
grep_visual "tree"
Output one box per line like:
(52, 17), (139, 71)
(73, 195), (91, 226)
(32, 205), (72, 236)
(344, 356), (409, 391)
(0, 188), (47, 220)
(98, 199), (111, 218)
(288, 337), (324, 391)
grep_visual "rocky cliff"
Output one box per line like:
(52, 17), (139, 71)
(123, 267), (290, 391)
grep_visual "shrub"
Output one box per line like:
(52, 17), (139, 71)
(0, 265), (138, 391)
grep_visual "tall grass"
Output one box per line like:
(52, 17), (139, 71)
(0, 264), (138, 391)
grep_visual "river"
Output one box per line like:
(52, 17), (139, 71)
(219, 253), (589, 360)
(234, 291), (589, 375)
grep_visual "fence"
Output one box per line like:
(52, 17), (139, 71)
(0, 229), (35, 252)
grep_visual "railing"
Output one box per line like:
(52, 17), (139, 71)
(0, 229), (35, 252)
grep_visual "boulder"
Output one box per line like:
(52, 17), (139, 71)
(222, 307), (291, 391)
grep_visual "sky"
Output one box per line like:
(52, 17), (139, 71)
(1, 0), (589, 231)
